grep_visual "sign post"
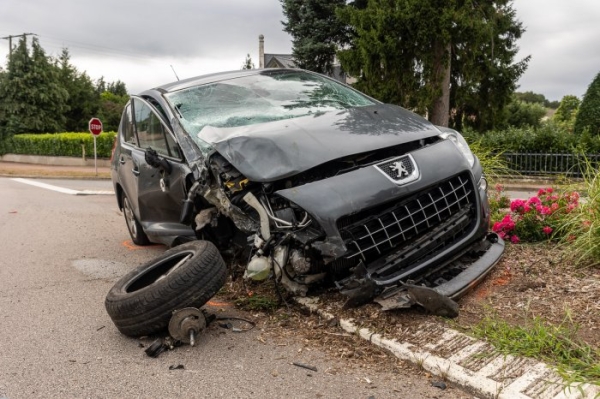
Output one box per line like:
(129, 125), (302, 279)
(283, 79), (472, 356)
(88, 117), (103, 176)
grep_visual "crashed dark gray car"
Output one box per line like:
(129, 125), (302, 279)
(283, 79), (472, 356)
(110, 68), (504, 318)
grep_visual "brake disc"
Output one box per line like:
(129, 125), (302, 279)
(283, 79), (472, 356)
(168, 307), (206, 346)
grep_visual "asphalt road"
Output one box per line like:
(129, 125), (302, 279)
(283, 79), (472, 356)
(0, 177), (469, 399)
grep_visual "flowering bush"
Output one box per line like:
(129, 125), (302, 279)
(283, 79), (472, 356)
(492, 187), (580, 243)
(489, 184), (511, 222)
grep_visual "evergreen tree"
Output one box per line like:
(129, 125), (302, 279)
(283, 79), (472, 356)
(57, 49), (101, 131)
(337, 0), (528, 130)
(281, 0), (347, 74)
(0, 37), (68, 135)
(574, 72), (600, 136)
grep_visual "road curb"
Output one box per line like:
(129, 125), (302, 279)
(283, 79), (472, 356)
(295, 297), (600, 399)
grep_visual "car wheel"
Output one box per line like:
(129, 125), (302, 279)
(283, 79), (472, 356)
(105, 240), (227, 337)
(122, 193), (150, 246)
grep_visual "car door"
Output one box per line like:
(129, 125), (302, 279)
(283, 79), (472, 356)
(130, 97), (193, 237)
(116, 102), (141, 218)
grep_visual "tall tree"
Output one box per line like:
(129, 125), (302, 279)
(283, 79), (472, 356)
(57, 49), (101, 131)
(337, 0), (529, 130)
(0, 37), (68, 136)
(574, 72), (600, 136)
(281, 0), (347, 74)
(553, 95), (580, 124)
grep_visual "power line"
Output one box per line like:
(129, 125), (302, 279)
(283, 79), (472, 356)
(1, 33), (37, 59)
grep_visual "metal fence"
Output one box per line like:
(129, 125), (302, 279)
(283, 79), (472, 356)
(501, 153), (600, 177)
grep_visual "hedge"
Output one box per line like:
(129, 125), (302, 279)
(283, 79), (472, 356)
(463, 123), (600, 154)
(0, 132), (117, 158)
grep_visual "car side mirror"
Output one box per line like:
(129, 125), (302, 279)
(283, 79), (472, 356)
(145, 148), (172, 175)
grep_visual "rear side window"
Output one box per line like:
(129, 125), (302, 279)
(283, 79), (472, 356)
(120, 104), (136, 145)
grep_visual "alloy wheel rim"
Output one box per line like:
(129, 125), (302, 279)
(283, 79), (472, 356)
(123, 197), (137, 238)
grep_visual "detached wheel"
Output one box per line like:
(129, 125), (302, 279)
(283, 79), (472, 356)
(122, 193), (150, 246)
(105, 240), (227, 337)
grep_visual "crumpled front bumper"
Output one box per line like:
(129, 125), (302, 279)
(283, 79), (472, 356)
(372, 233), (505, 316)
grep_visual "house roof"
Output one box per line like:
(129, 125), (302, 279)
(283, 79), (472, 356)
(264, 54), (296, 69)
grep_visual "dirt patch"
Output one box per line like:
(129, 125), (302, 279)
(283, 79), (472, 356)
(0, 162), (111, 179)
(458, 243), (600, 347)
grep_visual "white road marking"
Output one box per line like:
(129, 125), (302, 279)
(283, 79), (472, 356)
(11, 178), (114, 196)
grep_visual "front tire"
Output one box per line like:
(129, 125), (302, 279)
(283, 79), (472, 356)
(105, 240), (227, 337)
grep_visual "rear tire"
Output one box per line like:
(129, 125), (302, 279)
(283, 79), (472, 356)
(105, 240), (227, 337)
(122, 193), (150, 246)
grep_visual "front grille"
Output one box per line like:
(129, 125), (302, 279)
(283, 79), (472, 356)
(337, 173), (477, 264)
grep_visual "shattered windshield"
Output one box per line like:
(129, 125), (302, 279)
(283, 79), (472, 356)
(164, 70), (374, 138)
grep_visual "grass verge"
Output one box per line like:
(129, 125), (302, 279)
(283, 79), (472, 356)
(466, 311), (600, 387)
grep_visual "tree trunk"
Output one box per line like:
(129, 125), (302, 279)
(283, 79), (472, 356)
(430, 42), (451, 127)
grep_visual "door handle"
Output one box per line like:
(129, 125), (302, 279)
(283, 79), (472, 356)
(132, 168), (140, 176)
(119, 156), (126, 165)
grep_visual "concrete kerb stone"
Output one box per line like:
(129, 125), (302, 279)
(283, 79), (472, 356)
(294, 297), (600, 399)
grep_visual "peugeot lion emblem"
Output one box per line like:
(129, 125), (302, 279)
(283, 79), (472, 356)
(390, 160), (408, 178)
(374, 154), (419, 185)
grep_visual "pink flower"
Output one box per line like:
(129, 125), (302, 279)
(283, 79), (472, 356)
(546, 187), (554, 194)
(492, 222), (502, 232)
(498, 231), (507, 240)
(510, 235), (520, 244)
(501, 214), (515, 230)
(510, 199), (525, 212)
(523, 204), (531, 213)
(538, 188), (546, 196)
(542, 226), (553, 235)
(528, 196), (541, 206)
(495, 184), (504, 192)
(551, 203), (559, 211)
(540, 206), (551, 215)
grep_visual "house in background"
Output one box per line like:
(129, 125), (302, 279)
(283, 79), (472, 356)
(258, 34), (349, 84)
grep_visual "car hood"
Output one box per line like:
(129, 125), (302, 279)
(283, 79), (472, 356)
(197, 103), (442, 182)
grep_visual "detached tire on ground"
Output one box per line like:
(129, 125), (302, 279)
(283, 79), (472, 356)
(105, 240), (227, 337)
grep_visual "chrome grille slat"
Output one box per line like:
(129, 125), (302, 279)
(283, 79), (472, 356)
(338, 173), (476, 262)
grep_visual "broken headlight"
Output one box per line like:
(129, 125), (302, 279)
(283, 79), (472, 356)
(439, 129), (475, 168)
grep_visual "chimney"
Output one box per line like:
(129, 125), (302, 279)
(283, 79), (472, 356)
(259, 34), (264, 68)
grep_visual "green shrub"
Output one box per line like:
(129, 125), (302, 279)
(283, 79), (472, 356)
(464, 122), (600, 154)
(492, 187), (580, 244)
(0, 132), (116, 158)
(557, 158), (600, 267)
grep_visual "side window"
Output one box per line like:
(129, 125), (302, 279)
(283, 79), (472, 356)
(133, 98), (177, 158)
(120, 104), (136, 145)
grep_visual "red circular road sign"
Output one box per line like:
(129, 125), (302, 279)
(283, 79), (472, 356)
(89, 117), (103, 136)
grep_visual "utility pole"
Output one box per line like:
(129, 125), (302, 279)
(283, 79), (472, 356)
(1, 33), (37, 60)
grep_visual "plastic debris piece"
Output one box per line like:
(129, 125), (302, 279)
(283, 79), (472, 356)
(144, 339), (166, 358)
(292, 362), (317, 372)
(169, 364), (185, 370)
(431, 381), (447, 390)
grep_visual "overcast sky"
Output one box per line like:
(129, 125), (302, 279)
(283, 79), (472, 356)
(1, 0), (599, 101)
